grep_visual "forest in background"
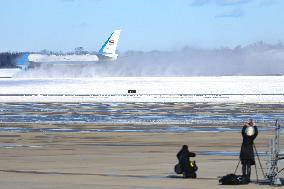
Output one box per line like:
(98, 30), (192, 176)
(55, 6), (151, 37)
(0, 52), (23, 68)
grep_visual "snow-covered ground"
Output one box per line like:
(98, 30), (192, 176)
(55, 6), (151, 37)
(0, 69), (22, 78)
(0, 76), (283, 102)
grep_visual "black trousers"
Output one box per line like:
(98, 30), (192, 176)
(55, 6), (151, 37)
(242, 162), (251, 179)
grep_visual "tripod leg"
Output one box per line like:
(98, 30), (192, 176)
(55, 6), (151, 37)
(278, 167), (284, 174)
(253, 144), (265, 178)
(234, 159), (241, 174)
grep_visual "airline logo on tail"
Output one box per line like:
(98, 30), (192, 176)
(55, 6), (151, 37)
(98, 30), (121, 60)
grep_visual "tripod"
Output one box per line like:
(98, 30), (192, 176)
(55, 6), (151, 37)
(234, 144), (265, 183)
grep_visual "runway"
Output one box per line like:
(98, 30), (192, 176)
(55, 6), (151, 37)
(0, 126), (282, 189)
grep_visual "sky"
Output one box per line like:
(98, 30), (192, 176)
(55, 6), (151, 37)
(0, 0), (284, 52)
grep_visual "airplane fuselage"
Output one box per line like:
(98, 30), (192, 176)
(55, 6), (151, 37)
(28, 54), (100, 63)
(16, 30), (121, 69)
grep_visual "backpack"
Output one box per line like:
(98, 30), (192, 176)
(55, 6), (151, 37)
(174, 163), (182, 174)
(219, 174), (249, 185)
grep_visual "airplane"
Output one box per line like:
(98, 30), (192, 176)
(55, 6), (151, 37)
(17, 30), (121, 69)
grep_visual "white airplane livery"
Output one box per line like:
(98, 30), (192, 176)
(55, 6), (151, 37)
(26, 30), (121, 66)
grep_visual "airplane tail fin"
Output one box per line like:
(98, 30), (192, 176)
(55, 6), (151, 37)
(16, 53), (30, 70)
(98, 30), (121, 60)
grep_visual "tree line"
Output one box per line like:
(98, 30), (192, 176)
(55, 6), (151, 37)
(0, 52), (23, 68)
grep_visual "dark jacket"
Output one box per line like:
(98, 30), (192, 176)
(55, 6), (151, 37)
(240, 125), (258, 164)
(177, 147), (196, 172)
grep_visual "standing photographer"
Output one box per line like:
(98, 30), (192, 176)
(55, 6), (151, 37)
(239, 119), (258, 181)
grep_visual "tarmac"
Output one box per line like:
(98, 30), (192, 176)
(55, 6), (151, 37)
(0, 123), (282, 189)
